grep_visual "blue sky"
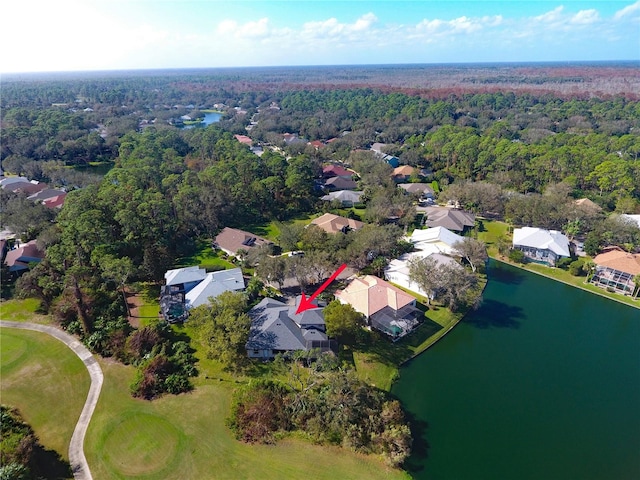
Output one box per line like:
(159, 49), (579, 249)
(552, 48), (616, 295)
(3, 1), (639, 73)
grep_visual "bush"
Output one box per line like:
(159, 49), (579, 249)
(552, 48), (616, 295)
(164, 373), (192, 395)
(508, 249), (525, 263)
(556, 257), (573, 270)
(569, 259), (585, 276)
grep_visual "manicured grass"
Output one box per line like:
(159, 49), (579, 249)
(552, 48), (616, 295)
(175, 239), (236, 271)
(352, 306), (460, 391)
(0, 298), (48, 322)
(0, 328), (90, 461)
(353, 351), (398, 391)
(477, 219), (639, 309)
(509, 259), (640, 309)
(476, 218), (510, 256)
(2, 322), (409, 479)
(86, 360), (409, 480)
(245, 221), (282, 241)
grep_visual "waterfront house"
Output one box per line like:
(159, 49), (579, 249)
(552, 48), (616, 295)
(246, 297), (331, 359)
(512, 227), (570, 266)
(591, 248), (640, 296)
(335, 275), (420, 340)
(385, 251), (461, 299)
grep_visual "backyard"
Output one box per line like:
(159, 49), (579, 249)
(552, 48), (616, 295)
(0, 313), (409, 480)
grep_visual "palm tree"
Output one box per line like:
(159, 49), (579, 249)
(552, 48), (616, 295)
(633, 274), (640, 299)
(583, 260), (596, 283)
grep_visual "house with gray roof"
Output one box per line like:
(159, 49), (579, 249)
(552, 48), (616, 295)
(512, 227), (570, 266)
(321, 190), (364, 207)
(185, 268), (245, 308)
(246, 297), (331, 359)
(324, 176), (358, 191)
(164, 265), (207, 293)
(422, 206), (475, 232)
(398, 183), (435, 200)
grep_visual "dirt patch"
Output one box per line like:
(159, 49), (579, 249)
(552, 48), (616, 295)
(124, 290), (145, 328)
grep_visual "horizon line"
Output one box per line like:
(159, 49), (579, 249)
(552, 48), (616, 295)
(2, 59), (639, 78)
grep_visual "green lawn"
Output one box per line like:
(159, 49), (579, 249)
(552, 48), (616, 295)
(477, 219), (639, 309)
(352, 303), (462, 391)
(0, 298), (49, 323)
(476, 218), (510, 256)
(88, 360), (409, 480)
(2, 324), (408, 480)
(174, 239), (236, 271)
(0, 329), (90, 463)
(511, 259), (639, 309)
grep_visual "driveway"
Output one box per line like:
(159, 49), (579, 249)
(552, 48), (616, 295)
(1, 321), (103, 480)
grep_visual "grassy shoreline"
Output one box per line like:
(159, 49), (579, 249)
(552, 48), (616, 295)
(490, 254), (640, 309)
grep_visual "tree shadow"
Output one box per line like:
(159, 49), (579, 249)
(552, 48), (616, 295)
(403, 317), (443, 349)
(463, 299), (524, 329)
(403, 410), (431, 474)
(489, 262), (525, 285)
(31, 445), (72, 479)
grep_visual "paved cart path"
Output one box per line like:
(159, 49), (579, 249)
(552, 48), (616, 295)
(1, 320), (103, 480)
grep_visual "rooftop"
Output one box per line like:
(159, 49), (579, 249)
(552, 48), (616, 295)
(310, 213), (364, 234)
(593, 249), (640, 276)
(335, 275), (415, 318)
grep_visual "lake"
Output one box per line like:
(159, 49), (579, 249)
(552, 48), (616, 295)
(183, 111), (223, 128)
(393, 260), (640, 480)
(201, 111), (223, 125)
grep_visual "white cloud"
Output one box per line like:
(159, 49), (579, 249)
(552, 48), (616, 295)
(534, 6), (565, 24)
(216, 18), (270, 39)
(570, 9), (600, 25)
(353, 12), (378, 31)
(300, 12), (378, 40)
(2, 2), (637, 72)
(614, 1), (640, 20)
(414, 14), (501, 38)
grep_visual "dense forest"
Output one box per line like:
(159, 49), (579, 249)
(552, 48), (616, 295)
(1, 64), (639, 466)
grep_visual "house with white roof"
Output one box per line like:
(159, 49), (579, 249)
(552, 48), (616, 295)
(385, 250), (461, 299)
(512, 227), (570, 266)
(185, 268), (245, 308)
(621, 214), (640, 230)
(406, 226), (465, 255)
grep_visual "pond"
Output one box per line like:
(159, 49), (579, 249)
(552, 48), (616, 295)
(393, 260), (640, 480)
(183, 111), (223, 128)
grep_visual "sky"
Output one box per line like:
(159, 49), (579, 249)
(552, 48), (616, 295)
(2, 0), (639, 73)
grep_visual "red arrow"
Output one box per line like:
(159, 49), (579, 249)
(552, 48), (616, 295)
(296, 263), (347, 314)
